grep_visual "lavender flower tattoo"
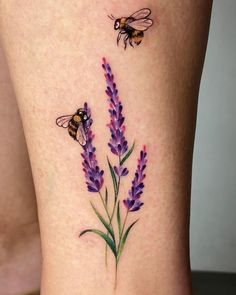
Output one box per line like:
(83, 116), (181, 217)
(56, 59), (148, 287)
(123, 146), (147, 212)
(102, 58), (132, 181)
(81, 104), (104, 193)
(103, 58), (128, 157)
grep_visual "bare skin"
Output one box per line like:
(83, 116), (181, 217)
(0, 1), (212, 294)
(0, 43), (41, 295)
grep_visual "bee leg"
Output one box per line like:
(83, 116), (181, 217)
(123, 35), (129, 50)
(117, 30), (126, 46)
(117, 32), (122, 46)
(129, 38), (134, 48)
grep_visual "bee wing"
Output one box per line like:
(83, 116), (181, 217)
(76, 123), (87, 146)
(84, 118), (93, 133)
(127, 18), (153, 31)
(130, 8), (151, 19)
(56, 115), (73, 128)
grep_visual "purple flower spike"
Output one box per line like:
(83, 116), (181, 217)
(123, 146), (147, 212)
(81, 103), (104, 193)
(123, 199), (144, 212)
(114, 165), (129, 177)
(102, 57), (128, 157)
(83, 102), (93, 130)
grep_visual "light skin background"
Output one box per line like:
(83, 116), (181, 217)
(0, 44), (41, 294)
(0, 1), (212, 294)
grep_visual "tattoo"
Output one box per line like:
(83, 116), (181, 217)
(108, 8), (153, 50)
(56, 58), (148, 287)
(56, 107), (92, 146)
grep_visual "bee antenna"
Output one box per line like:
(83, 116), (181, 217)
(108, 14), (115, 20)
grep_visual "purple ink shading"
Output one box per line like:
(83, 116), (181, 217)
(81, 103), (104, 193)
(123, 146), (147, 212)
(114, 165), (129, 177)
(83, 102), (93, 131)
(102, 58), (128, 158)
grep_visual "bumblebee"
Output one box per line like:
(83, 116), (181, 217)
(108, 8), (153, 49)
(56, 108), (90, 146)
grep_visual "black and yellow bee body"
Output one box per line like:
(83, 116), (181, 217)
(130, 30), (144, 45)
(118, 17), (129, 30)
(68, 115), (81, 140)
(56, 108), (90, 146)
(109, 8), (153, 49)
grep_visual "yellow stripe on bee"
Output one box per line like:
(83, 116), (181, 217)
(120, 17), (127, 29)
(69, 121), (77, 129)
(68, 128), (77, 135)
(73, 115), (81, 123)
(131, 30), (144, 44)
(131, 35), (143, 43)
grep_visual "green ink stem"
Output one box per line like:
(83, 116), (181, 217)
(119, 209), (129, 244)
(110, 176), (120, 220)
(104, 176), (120, 265)
(105, 156), (121, 267)
(110, 155), (121, 222)
(98, 191), (113, 227)
(115, 209), (129, 287)
(115, 258), (118, 289)
(98, 190), (114, 267)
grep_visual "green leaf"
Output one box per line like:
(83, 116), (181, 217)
(117, 219), (139, 261)
(79, 229), (117, 257)
(90, 202), (115, 243)
(107, 157), (118, 197)
(105, 187), (108, 206)
(120, 141), (135, 166)
(117, 202), (121, 238)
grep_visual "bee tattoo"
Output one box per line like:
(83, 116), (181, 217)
(56, 108), (91, 146)
(108, 8), (154, 50)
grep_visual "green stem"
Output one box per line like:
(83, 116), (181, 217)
(105, 156), (122, 268)
(98, 191), (112, 226)
(116, 209), (129, 265)
(119, 209), (129, 243)
(98, 190), (114, 268)
(115, 259), (118, 289)
(110, 176), (120, 220)
(104, 176), (120, 266)
(109, 155), (121, 223)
